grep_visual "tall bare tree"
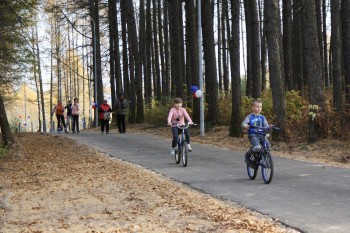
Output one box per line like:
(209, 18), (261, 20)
(185, 0), (199, 120)
(122, 0), (144, 122)
(108, 0), (119, 112)
(302, 0), (326, 142)
(169, 0), (184, 98)
(292, 0), (304, 92)
(283, 0), (293, 90)
(264, 0), (287, 140)
(342, 0), (350, 103)
(152, 0), (161, 100)
(229, 0), (242, 137)
(331, 0), (342, 111)
(322, 0), (329, 87)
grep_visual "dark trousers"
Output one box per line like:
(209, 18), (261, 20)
(72, 115), (79, 132)
(100, 119), (110, 132)
(116, 114), (126, 133)
(56, 114), (66, 130)
(171, 127), (190, 148)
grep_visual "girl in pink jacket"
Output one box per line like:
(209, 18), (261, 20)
(167, 98), (193, 156)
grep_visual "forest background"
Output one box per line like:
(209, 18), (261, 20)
(1, 0), (350, 150)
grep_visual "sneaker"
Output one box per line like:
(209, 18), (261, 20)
(170, 148), (176, 156)
(187, 144), (192, 152)
(101, 131), (104, 134)
(106, 132), (109, 134)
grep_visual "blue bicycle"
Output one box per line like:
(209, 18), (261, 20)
(174, 123), (196, 167)
(246, 126), (280, 184)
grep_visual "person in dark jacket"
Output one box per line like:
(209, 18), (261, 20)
(65, 100), (72, 131)
(115, 93), (128, 134)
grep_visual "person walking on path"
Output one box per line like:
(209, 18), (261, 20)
(71, 98), (80, 134)
(167, 98), (193, 156)
(99, 99), (112, 134)
(65, 100), (73, 132)
(115, 93), (128, 134)
(52, 100), (68, 133)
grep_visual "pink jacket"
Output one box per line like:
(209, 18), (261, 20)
(167, 107), (192, 128)
(72, 103), (80, 115)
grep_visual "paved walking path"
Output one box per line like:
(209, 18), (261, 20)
(62, 130), (350, 233)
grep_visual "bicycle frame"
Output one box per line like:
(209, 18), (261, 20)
(246, 126), (280, 184)
(174, 123), (195, 167)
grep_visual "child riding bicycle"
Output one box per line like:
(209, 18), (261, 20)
(242, 99), (270, 164)
(167, 98), (194, 156)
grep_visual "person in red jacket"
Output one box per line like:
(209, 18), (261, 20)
(99, 99), (112, 134)
(52, 100), (68, 133)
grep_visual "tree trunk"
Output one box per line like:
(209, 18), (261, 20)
(264, 0), (287, 140)
(121, 4), (136, 123)
(342, 0), (350, 103)
(244, 0), (252, 97)
(292, 0), (304, 92)
(283, 0), (293, 90)
(302, 0), (326, 143)
(169, 0), (184, 99)
(122, 0), (144, 122)
(331, 0), (342, 111)
(202, 0), (219, 123)
(185, 0), (199, 122)
(222, 0), (229, 93)
(315, 0), (324, 83)
(0, 94), (14, 146)
(145, 0), (152, 103)
(152, 0), (162, 100)
(249, 0), (261, 98)
(258, 0), (267, 92)
(158, 0), (166, 98)
(163, 1), (171, 97)
(229, 0), (242, 138)
(217, 0), (222, 92)
(32, 27), (42, 133)
(322, 0), (329, 88)
(108, 0), (116, 119)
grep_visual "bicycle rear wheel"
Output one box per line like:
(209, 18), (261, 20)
(261, 151), (274, 184)
(182, 141), (188, 167)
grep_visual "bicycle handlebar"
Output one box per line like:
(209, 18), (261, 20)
(248, 125), (281, 134)
(176, 123), (197, 129)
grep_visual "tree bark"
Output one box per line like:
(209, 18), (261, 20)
(229, 0), (242, 138)
(122, 0), (145, 122)
(0, 94), (14, 146)
(185, 0), (199, 121)
(264, 0), (287, 140)
(152, 0), (162, 100)
(283, 0), (293, 90)
(292, 0), (304, 92)
(331, 0), (342, 111)
(302, 0), (326, 143)
(202, 0), (219, 123)
(169, 0), (184, 99)
(342, 0), (350, 103)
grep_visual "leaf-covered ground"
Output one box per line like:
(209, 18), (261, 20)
(0, 132), (298, 233)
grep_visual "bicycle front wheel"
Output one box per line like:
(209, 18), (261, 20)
(261, 151), (274, 184)
(181, 142), (188, 167)
(247, 161), (258, 180)
(175, 147), (181, 164)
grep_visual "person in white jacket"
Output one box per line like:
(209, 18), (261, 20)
(71, 98), (80, 133)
